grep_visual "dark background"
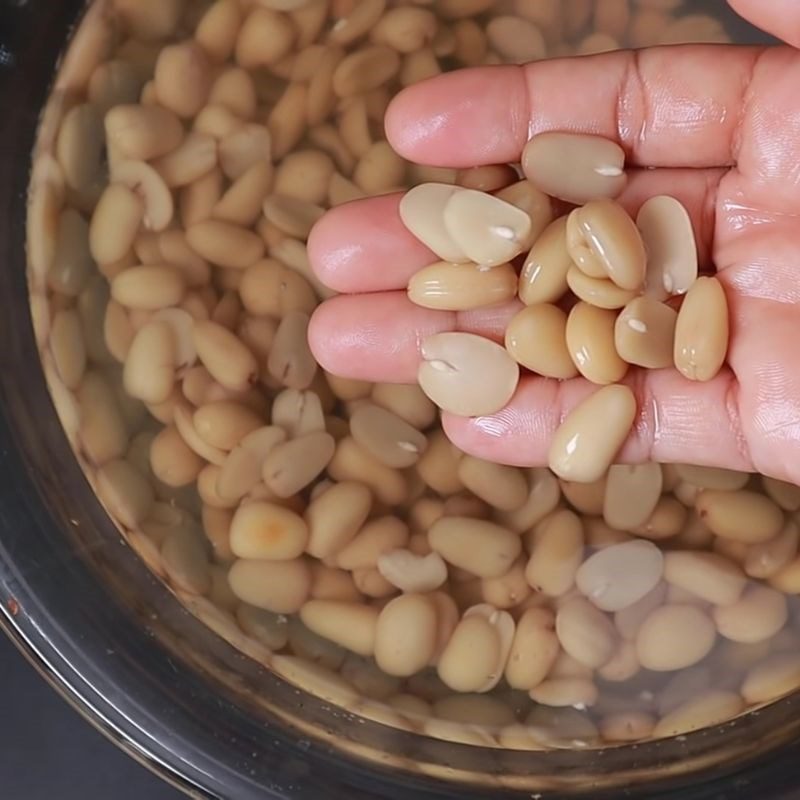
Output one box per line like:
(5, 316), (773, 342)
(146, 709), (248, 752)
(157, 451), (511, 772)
(0, 632), (184, 800)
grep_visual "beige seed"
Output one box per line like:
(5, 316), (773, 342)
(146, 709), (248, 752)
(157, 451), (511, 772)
(496, 181), (553, 245)
(263, 194), (324, 240)
(418, 332), (520, 417)
(377, 549), (447, 594)
(273, 149), (334, 206)
(696, 489), (784, 544)
(218, 124), (271, 181)
(154, 41), (210, 119)
(89, 183), (144, 265)
(149, 425), (204, 487)
(399, 183), (468, 263)
(518, 217), (572, 305)
(429, 517), (521, 579)
(161, 530), (212, 596)
(415, 429), (463, 496)
(76, 372), (128, 465)
(663, 550), (746, 605)
(375, 594), (439, 677)
(566, 267), (637, 310)
(229, 501), (308, 561)
(548, 385), (637, 483)
(50, 309), (87, 390)
(713, 584), (787, 644)
(603, 463), (663, 530)
(213, 163), (273, 227)
(614, 582), (667, 641)
(499, 469), (561, 533)
(456, 165), (518, 193)
(745, 520), (799, 579)
(123, 320), (175, 405)
(305, 481), (372, 559)
(567, 200), (646, 291)
(525, 509), (584, 597)
(443, 189), (532, 267)
(104, 104), (183, 161)
(659, 13), (730, 45)
(350, 403), (428, 468)
(741, 653), (800, 704)
(208, 67), (257, 119)
(195, 0), (242, 62)
(576, 540), (663, 612)
(566, 302), (628, 385)
(486, 16), (547, 63)
(653, 690), (744, 738)
(186, 220), (264, 270)
(675, 464), (750, 491)
(407, 261), (517, 311)
(633, 496), (687, 541)
(328, 437), (408, 505)
(522, 133), (627, 205)
(600, 712), (656, 743)
(614, 297), (678, 369)
(239, 260), (317, 318)
(267, 311), (317, 390)
(555, 596), (617, 669)
(193, 401), (262, 451)
(235, 8), (296, 68)
(370, 7), (437, 53)
(576, 32), (620, 54)
(332, 45), (400, 97)
(529, 678), (598, 708)
(505, 608), (559, 691)
(262, 432), (335, 497)
(113, 160), (174, 233)
(456, 456), (527, 513)
(216, 426), (288, 502)
(636, 604), (716, 671)
(762, 476), (800, 510)
(480, 557), (531, 609)
(228, 558), (311, 613)
(353, 141), (405, 195)
(437, 615), (502, 694)
(95, 459), (154, 529)
(504, 304), (578, 379)
(111, 266), (185, 311)
(193, 320), (258, 392)
(300, 600), (378, 657)
(674, 276), (729, 382)
(271, 389), (325, 438)
(335, 516), (409, 571)
(638, 196), (698, 299)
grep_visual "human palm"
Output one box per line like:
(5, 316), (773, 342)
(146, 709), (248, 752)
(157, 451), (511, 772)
(307, 0), (800, 484)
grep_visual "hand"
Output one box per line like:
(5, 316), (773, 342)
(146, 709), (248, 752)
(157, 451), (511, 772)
(307, 0), (800, 484)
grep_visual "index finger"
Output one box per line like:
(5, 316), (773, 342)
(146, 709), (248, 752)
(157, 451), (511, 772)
(386, 46), (762, 170)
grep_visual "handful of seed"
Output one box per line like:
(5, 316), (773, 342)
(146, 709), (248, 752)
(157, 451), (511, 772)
(400, 132), (729, 483)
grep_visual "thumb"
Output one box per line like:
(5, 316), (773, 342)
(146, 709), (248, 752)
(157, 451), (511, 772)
(729, 0), (800, 48)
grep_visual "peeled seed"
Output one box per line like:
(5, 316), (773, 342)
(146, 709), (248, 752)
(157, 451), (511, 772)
(105, 104), (184, 161)
(399, 183), (468, 263)
(522, 133), (627, 204)
(268, 311), (317, 390)
(443, 189), (532, 267)
(335, 516), (409, 571)
(437, 615), (502, 694)
(548, 385), (637, 483)
(428, 517), (521, 579)
(305, 481), (372, 559)
(377, 549), (447, 594)
(636, 604), (716, 671)
(193, 401), (262, 451)
(576, 540), (664, 612)
(228, 558), (311, 613)
(504, 304), (578, 379)
(111, 266), (185, 311)
(603, 463), (663, 530)
(407, 261), (517, 311)
(566, 303), (628, 385)
(350, 403), (427, 468)
(614, 297), (678, 369)
(123, 320), (175, 404)
(638, 195), (698, 299)
(235, 8), (296, 69)
(328, 437), (408, 506)
(150, 425), (204, 487)
(375, 594), (439, 677)
(193, 319), (258, 391)
(262, 432), (335, 497)
(674, 276), (729, 382)
(418, 332), (519, 417)
(89, 183), (144, 265)
(696, 489), (784, 544)
(216, 426), (287, 501)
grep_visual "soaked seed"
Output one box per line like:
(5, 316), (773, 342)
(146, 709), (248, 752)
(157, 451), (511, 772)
(745, 520), (799, 579)
(443, 189), (532, 267)
(437, 615), (502, 694)
(741, 653), (800, 704)
(267, 311), (317, 390)
(161, 529), (211, 595)
(614, 297), (677, 369)
(377, 549), (447, 594)
(636, 604), (716, 671)
(762, 477), (800, 511)
(399, 183), (468, 263)
(548, 385), (637, 483)
(193, 320), (257, 392)
(567, 200), (646, 291)
(480, 556), (531, 609)
(603, 463), (663, 530)
(271, 389), (325, 438)
(456, 165), (518, 193)
(663, 550), (746, 605)
(375, 594), (439, 677)
(659, 13), (729, 45)
(429, 517), (521, 579)
(150, 425), (204, 487)
(576, 540), (663, 611)
(228, 558), (311, 613)
(505, 304), (578, 379)
(522, 133), (626, 205)
(262, 432), (335, 497)
(89, 184), (144, 266)
(123, 320), (175, 404)
(193, 401), (262, 451)
(566, 267), (636, 310)
(638, 196), (698, 299)
(105, 103), (184, 161)
(50, 310), (87, 390)
(230, 501), (308, 561)
(566, 302), (628, 385)
(305, 481), (372, 559)
(530, 678), (598, 708)
(633, 496), (687, 541)
(696, 489), (784, 544)
(239, 260), (317, 318)
(217, 426), (288, 502)
(614, 582), (667, 641)
(235, 8), (296, 68)
(185, 219), (264, 271)
(499, 470), (561, 533)
(336, 516), (409, 571)
(408, 261), (517, 311)
(674, 276), (729, 382)
(518, 216), (572, 305)
(576, 32), (620, 54)
(371, 383), (436, 431)
(154, 41), (210, 119)
(350, 403), (427, 468)
(299, 600), (378, 657)
(111, 266), (185, 311)
(329, 437), (408, 505)
(486, 16), (547, 63)
(653, 690), (743, 738)
(712, 585), (788, 644)
(505, 607), (559, 691)
(332, 45), (401, 97)
(525, 509), (584, 597)
(95, 459), (154, 529)
(675, 464), (750, 491)
(600, 712), (655, 742)
(418, 332), (520, 417)
(457, 456), (528, 512)
(556, 596), (617, 669)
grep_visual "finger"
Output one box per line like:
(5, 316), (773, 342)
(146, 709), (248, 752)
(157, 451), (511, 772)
(309, 169), (723, 293)
(385, 47), (762, 169)
(442, 368), (753, 472)
(728, 0), (800, 48)
(308, 292), (520, 382)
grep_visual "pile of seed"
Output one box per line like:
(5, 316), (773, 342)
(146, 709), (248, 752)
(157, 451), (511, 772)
(401, 134), (728, 483)
(29, 0), (800, 753)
